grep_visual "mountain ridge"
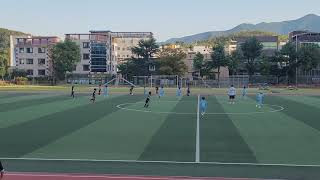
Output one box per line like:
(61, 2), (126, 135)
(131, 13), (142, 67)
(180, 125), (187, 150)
(165, 14), (320, 44)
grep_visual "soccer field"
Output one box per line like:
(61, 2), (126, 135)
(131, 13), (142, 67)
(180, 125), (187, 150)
(1, 91), (320, 179)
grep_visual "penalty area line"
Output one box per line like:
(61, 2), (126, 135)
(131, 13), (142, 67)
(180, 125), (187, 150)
(2, 157), (320, 168)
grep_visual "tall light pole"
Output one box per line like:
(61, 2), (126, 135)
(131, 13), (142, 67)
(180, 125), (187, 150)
(295, 35), (298, 87)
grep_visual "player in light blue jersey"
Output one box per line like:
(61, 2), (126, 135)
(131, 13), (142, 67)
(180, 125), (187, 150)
(242, 86), (247, 99)
(159, 86), (164, 98)
(103, 84), (109, 97)
(176, 86), (182, 97)
(144, 86), (147, 96)
(256, 92), (264, 108)
(199, 97), (208, 116)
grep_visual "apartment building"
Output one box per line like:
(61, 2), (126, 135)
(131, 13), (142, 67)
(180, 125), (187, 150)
(290, 30), (320, 46)
(226, 40), (237, 54)
(290, 30), (320, 75)
(112, 32), (153, 64)
(184, 46), (229, 78)
(65, 31), (153, 75)
(10, 36), (60, 77)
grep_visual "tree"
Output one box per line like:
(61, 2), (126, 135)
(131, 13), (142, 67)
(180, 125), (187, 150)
(279, 42), (298, 84)
(131, 37), (159, 60)
(193, 52), (205, 77)
(0, 49), (9, 80)
(50, 40), (80, 81)
(10, 68), (27, 78)
(227, 49), (243, 76)
(117, 60), (144, 79)
(124, 37), (160, 77)
(297, 44), (320, 72)
(0, 28), (28, 49)
(210, 43), (228, 87)
(259, 54), (272, 76)
(117, 63), (129, 78)
(268, 52), (288, 84)
(158, 48), (187, 76)
(241, 37), (263, 78)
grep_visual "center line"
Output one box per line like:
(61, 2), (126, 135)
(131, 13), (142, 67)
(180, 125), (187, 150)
(196, 94), (200, 163)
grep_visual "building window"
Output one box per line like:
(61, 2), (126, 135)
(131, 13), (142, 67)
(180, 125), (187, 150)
(127, 47), (131, 51)
(19, 48), (24, 53)
(17, 39), (25, 43)
(83, 53), (90, 60)
(117, 47), (121, 51)
(26, 48), (33, 53)
(122, 48), (126, 51)
(26, 59), (33, 64)
(38, 47), (45, 53)
(26, 69), (33, 76)
(83, 65), (90, 71)
(38, 69), (46, 76)
(19, 59), (25, 64)
(83, 42), (90, 48)
(38, 59), (45, 65)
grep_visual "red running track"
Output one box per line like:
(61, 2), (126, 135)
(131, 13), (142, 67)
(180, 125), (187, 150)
(4, 172), (277, 180)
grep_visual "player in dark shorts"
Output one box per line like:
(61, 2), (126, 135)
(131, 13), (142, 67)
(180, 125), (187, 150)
(0, 160), (4, 179)
(129, 85), (134, 95)
(90, 88), (97, 103)
(228, 85), (236, 104)
(71, 85), (75, 98)
(155, 86), (159, 94)
(187, 87), (191, 96)
(98, 84), (102, 95)
(144, 91), (152, 108)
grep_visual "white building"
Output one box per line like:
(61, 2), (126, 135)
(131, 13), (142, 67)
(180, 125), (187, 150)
(65, 31), (153, 75)
(183, 45), (229, 78)
(10, 36), (60, 77)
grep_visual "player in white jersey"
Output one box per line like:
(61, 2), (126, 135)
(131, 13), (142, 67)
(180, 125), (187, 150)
(228, 85), (236, 104)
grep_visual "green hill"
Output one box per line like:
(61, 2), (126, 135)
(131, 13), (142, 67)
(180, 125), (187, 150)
(165, 14), (320, 44)
(0, 28), (29, 49)
(182, 30), (288, 46)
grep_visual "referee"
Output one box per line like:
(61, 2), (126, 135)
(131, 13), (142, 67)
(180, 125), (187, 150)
(0, 160), (4, 179)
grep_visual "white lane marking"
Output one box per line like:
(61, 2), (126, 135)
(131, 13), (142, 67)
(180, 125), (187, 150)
(196, 95), (200, 163)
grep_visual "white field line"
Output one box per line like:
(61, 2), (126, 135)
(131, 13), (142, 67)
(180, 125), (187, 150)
(5, 173), (287, 180)
(196, 94), (200, 163)
(2, 157), (320, 168)
(116, 102), (285, 115)
(6, 173), (170, 179)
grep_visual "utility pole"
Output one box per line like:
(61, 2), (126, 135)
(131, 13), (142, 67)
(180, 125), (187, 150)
(295, 35), (298, 87)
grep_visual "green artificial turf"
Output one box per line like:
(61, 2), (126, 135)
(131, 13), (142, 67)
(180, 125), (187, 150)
(1, 91), (320, 179)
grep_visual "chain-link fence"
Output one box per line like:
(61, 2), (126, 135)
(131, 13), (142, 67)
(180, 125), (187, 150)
(65, 73), (320, 88)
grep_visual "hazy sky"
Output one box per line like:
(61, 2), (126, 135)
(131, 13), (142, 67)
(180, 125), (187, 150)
(1, 0), (319, 41)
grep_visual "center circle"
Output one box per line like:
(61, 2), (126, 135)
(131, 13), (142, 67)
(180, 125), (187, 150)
(116, 101), (285, 115)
